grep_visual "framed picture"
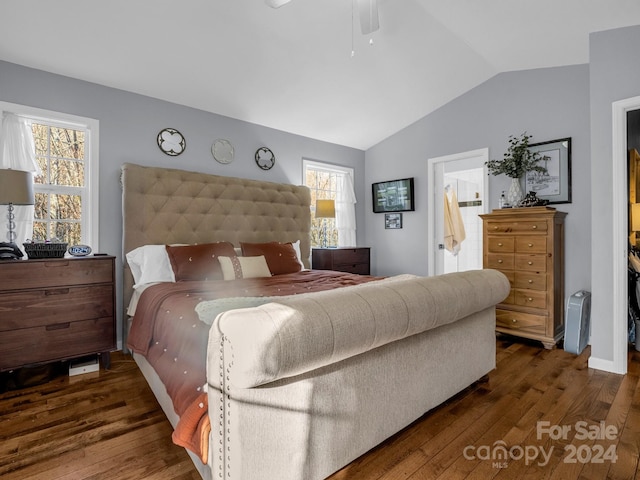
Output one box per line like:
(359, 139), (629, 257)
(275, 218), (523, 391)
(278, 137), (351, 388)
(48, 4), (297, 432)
(385, 213), (403, 229)
(524, 137), (572, 204)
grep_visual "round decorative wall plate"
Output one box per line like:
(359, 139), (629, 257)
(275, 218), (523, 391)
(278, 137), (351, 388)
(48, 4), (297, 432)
(212, 139), (234, 164)
(157, 128), (186, 156)
(255, 147), (275, 170)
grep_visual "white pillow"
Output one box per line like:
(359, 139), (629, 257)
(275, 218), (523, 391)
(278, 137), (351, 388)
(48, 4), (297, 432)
(291, 240), (306, 269)
(126, 245), (176, 287)
(218, 256), (272, 281)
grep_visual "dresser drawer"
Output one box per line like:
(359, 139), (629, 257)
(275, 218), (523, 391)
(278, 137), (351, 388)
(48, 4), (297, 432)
(331, 248), (370, 264)
(0, 285), (114, 331)
(486, 253), (514, 270)
(514, 289), (547, 309)
(0, 258), (114, 291)
(515, 236), (546, 253)
(514, 272), (546, 290)
(0, 317), (115, 371)
(487, 236), (514, 253)
(334, 262), (370, 275)
(486, 221), (548, 234)
(515, 254), (547, 272)
(496, 309), (546, 334)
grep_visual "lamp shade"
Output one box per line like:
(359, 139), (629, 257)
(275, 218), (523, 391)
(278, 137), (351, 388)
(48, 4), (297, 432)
(632, 203), (640, 232)
(0, 169), (34, 205)
(315, 199), (335, 218)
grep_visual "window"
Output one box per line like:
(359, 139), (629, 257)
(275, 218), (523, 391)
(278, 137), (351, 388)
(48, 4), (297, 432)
(303, 159), (355, 247)
(32, 122), (86, 245)
(0, 102), (99, 249)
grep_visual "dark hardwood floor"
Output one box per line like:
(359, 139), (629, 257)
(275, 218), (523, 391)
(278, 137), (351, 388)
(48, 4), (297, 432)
(1, 336), (639, 480)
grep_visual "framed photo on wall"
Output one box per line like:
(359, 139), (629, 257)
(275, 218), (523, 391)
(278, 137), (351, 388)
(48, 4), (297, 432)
(524, 137), (572, 204)
(385, 213), (403, 229)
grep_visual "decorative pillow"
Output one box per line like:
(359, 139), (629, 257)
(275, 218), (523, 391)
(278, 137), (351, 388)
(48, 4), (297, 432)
(126, 245), (176, 287)
(166, 242), (236, 281)
(240, 241), (302, 275)
(218, 256), (272, 281)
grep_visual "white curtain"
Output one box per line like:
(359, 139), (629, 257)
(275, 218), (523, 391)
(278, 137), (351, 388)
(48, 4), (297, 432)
(0, 112), (39, 248)
(336, 172), (357, 247)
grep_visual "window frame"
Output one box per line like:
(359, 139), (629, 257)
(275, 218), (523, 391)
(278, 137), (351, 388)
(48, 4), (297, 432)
(0, 101), (100, 250)
(303, 159), (354, 247)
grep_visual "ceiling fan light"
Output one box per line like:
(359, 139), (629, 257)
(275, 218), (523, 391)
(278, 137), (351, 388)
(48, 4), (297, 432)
(265, 0), (291, 8)
(357, 0), (379, 35)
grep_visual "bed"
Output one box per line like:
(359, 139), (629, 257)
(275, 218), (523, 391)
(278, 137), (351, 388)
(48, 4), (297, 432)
(121, 162), (510, 480)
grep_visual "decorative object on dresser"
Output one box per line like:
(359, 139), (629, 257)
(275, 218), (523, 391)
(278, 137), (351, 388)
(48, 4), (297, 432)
(485, 133), (549, 206)
(0, 168), (35, 260)
(0, 256), (116, 371)
(481, 207), (566, 349)
(312, 246), (370, 275)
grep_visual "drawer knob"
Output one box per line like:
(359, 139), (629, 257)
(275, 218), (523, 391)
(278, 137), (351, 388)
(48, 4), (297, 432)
(532, 225), (537, 229)
(528, 279), (533, 284)
(512, 319), (518, 323)
(498, 242), (503, 247)
(528, 261), (533, 265)
(498, 259), (503, 264)
(493, 226), (498, 230)
(527, 297), (533, 302)
(528, 243), (533, 247)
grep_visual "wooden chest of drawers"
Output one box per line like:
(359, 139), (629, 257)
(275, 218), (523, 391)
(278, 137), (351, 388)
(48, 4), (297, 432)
(0, 256), (116, 371)
(312, 247), (371, 275)
(480, 207), (566, 349)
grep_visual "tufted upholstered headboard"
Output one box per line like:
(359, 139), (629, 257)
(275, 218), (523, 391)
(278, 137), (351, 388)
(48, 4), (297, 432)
(121, 162), (311, 318)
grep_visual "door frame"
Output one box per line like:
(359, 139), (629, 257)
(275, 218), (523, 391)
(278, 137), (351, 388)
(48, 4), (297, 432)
(427, 148), (489, 276)
(592, 95), (640, 375)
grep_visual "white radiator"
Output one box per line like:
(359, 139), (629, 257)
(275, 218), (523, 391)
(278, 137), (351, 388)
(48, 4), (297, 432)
(564, 290), (591, 355)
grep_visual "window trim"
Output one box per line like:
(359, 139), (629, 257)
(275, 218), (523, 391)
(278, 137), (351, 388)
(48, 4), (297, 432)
(0, 101), (100, 250)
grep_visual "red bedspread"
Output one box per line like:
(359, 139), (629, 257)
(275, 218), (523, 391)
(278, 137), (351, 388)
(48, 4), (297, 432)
(126, 270), (381, 462)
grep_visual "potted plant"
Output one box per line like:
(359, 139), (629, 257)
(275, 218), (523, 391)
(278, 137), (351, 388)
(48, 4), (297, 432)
(486, 132), (548, 205)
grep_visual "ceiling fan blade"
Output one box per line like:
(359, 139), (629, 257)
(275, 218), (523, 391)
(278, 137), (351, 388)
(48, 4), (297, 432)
(356, 0), (379, 35)
(265, 0), (292, 8)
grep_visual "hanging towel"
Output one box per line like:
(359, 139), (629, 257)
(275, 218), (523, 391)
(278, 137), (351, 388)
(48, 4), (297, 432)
(444, 190), (466, 255)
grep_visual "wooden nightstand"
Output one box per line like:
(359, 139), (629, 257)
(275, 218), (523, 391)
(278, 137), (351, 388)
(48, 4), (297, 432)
(312, 247), (371, 275)
(0, 256), (116, 371)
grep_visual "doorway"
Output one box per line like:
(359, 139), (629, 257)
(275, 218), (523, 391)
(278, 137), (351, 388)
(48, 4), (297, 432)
(427, 148), (489, 276)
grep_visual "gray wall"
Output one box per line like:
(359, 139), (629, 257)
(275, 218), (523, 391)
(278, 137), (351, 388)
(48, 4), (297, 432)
(364, 64), (592, 314)
(590, 25), (640, 364)
(0, 60), (366, 348)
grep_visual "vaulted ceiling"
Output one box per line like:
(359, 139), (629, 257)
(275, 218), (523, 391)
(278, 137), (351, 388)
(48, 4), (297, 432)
(1, 1), (640, 150)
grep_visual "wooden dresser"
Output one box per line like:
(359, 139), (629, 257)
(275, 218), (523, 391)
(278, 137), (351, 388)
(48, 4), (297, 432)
(480, 207), (566, 349)
(0, 256), (116, 371)
(312, 247), (371, 275)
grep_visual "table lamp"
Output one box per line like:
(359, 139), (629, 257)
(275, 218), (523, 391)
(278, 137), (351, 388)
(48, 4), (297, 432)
(315, 199), (335, 248)
(0, 169), (35, 259)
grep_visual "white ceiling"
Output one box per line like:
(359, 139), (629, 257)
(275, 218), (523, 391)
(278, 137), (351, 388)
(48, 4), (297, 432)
(1, 0), (640, 150)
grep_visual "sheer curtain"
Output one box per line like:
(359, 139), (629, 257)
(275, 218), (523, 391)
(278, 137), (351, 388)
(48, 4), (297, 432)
(335, 172), (357, 247)
(0, 112), (39, 248)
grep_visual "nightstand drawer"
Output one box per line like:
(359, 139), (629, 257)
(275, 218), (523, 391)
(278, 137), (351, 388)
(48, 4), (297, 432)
(0, 258), (113, 291)
(0, 285), (113, 331)
(0, 317), (115, 370)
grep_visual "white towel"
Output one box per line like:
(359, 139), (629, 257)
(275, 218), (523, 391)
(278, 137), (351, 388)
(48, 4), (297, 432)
(444, 190), (466, 255)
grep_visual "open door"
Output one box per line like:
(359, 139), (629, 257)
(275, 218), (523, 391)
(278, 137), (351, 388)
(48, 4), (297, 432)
(427, 148), (489, 276)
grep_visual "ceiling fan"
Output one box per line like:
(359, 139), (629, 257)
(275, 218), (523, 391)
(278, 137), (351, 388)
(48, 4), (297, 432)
(265, 0), (379, 35)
